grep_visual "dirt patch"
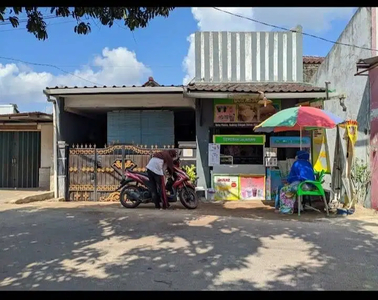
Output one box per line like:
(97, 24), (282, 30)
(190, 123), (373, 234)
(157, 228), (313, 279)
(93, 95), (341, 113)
(192, 201), (378, 223)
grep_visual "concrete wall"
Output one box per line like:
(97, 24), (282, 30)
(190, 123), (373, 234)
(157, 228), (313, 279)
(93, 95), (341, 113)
(194, 28), (303, 83)
(311, 8), (372, 191)
(303, 63), (321, 83)
(39, 123), (53, 190)
(0, 104), (18, 114)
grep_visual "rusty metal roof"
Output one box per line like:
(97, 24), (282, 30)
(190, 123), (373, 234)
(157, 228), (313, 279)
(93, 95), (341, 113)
(186, 82), (326, 93)
(357, 56), (378, 67)
(0, 112), (52, 122)
(303, 56), (325, 64)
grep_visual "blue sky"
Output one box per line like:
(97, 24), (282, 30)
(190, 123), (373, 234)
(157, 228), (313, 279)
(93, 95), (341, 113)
(0, 7), (357, 112)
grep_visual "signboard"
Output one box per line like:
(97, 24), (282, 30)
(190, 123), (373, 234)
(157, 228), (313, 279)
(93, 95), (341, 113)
(213, 99), (281, 126)
(310, 100), (331, 174)
(265, 147), (277, 157)
(213, 135), (265, 145)
(270, 136), (311, 148)
(213, 175), (239, 201)
(265, 157), (278, 167)
(214, 123), (256, 128)
(208, 143), (220, 166)
(239, 176), (265, 200)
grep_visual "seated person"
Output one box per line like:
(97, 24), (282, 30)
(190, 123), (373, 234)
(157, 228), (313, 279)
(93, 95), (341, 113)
(287, 150), (315, 189)
(277, 150), (315, 214)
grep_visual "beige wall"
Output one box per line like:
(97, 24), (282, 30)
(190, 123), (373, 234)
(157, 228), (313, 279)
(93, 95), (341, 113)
(39, 123), (54, 190)
(40, 123), (53, 168)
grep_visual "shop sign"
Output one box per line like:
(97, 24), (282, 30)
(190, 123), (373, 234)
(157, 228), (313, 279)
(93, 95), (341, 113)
(213, 98), (281, 124)
(270, 136), (311, 148)
(213, 135), (265, 145)
(214, 123), (256, 128)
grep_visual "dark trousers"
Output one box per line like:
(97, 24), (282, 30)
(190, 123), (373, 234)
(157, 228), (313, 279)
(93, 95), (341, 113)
(147, 169), (168, 209)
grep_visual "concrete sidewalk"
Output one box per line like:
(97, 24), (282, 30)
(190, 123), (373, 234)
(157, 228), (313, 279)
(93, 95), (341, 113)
(0, 189), (54, 204)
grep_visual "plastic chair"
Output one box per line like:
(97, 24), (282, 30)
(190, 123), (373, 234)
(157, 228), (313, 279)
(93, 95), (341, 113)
(297, 171), (329, 217)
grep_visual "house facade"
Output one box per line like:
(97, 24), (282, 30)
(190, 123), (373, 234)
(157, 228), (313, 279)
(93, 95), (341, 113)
(43, 77), (196, 200)
(0, 111), (53, 190)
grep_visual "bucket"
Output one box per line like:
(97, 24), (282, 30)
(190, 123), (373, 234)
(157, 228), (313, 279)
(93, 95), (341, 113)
(206, 188), (216, 201)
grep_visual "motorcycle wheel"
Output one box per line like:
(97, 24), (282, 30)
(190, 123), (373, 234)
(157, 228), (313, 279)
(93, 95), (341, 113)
(120, 185), (141, 209)
(179, 187), (199, 209)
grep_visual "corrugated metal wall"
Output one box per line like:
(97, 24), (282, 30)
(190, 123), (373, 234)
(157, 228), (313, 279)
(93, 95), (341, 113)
(0, 132), (14, 187)
(107, 110), (175, 146)
(194, 27), (303, 83)
(15, 131), (41, 188)
(0, 131), (41, 188)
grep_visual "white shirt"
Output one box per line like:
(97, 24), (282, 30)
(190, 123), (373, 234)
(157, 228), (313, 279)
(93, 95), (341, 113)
(146, 157), (165, 176)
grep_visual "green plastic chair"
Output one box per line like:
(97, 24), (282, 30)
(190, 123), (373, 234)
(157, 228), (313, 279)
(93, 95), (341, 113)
(297, 170), (329, 217)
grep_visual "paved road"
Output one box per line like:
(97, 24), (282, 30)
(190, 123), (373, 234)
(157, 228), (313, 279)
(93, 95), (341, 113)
(0, 201), (377, 290)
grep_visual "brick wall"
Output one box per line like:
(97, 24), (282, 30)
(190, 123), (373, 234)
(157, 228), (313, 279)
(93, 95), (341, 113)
(303, 63), (321, 83)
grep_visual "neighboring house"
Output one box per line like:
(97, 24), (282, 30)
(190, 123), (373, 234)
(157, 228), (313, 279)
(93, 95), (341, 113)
(355, 56), (378, 210)
(0, 104), (19, 114)
(183, 29), (338, 197)
(0, 112), (53, 190)
(303, 56), (325, 83)
(43, 77), (196, 200)
(311, 7), (376, 208)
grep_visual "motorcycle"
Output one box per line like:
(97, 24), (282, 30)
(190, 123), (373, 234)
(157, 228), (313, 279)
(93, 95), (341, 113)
(115, 158), (199, 209)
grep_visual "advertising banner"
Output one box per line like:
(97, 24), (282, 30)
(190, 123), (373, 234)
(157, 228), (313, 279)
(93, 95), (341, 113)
(239, 176), (265, 200)
(310, 100), (331, 174)
(213, 175), (239, 201)
(213, 99), (281, 127)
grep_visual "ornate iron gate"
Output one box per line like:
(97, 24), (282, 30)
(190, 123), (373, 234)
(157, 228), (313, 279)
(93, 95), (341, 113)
(67, 144), (178, 202)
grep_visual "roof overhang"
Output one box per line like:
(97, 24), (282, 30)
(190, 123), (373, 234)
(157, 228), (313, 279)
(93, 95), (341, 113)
(43, 86), (184, 97)
(355, 56), (378, 76)
(183, 89), (339, 100)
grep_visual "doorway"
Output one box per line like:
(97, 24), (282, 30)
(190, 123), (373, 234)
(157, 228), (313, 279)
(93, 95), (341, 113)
(0, 131), (41, 188)
(174, 109), (196, 146)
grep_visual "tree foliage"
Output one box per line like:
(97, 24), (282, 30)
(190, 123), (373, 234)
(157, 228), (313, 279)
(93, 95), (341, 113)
(0, 7), (175, 40)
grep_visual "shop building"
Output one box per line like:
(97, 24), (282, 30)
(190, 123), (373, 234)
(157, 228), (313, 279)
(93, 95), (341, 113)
(184, 29), (339, 201)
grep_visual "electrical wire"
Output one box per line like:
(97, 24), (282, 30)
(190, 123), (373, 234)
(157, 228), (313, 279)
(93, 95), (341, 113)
(0, 20), (75, 32)
(0, 55), (104, 86)
(0, 15), (62, 26)
(212, 7), (378, 52)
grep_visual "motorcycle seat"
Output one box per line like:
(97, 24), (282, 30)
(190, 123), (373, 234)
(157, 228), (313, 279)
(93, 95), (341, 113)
(129, 170), (148, 176)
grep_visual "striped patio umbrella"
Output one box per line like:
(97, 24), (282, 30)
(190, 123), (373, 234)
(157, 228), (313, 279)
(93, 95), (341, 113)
(254, 106), (344, 133)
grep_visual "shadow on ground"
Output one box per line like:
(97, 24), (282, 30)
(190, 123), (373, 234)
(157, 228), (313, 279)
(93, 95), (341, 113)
(0, 202), (377, 290)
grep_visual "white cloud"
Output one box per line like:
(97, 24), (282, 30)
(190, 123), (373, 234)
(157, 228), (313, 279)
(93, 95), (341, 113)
(0, 47), (152, 109)
(182, 7), (356, 84)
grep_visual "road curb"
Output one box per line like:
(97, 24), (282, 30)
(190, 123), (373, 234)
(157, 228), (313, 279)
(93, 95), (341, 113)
(8, 191), (55, 204)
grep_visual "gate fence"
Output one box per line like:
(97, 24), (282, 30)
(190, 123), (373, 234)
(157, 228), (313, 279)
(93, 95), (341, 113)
(67, 144), (187, 202)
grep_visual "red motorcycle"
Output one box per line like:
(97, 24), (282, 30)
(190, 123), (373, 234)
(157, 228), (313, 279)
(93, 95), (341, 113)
(116, 158), (199, 209)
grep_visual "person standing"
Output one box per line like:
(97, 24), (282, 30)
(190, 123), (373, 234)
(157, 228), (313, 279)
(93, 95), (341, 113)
(146, 149), (177, 209)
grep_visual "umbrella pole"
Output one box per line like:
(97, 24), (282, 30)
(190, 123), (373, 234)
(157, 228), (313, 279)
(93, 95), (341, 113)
(298, 126), (302, 217)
